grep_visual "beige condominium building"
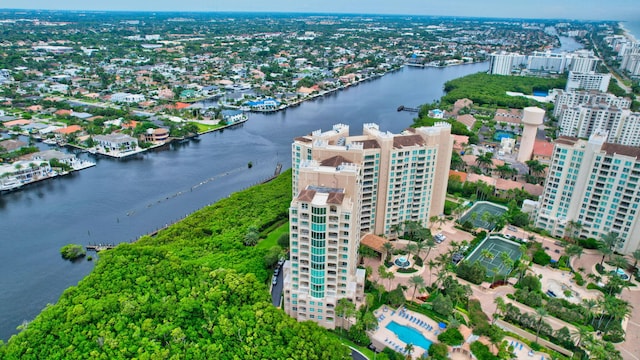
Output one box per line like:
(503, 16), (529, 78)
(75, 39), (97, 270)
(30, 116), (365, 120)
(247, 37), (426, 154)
(283, 123), (453, 329)
(535, 131), (640, 254)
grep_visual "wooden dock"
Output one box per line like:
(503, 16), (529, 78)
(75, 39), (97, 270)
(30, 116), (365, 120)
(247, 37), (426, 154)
(86, 244), (116, 252)
(397, 105), (419, 113)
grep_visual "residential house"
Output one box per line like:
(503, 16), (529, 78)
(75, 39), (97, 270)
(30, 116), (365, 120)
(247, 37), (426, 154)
(94, 133), (138, 152)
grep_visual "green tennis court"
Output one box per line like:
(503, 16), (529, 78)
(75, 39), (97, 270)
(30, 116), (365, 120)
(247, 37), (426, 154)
(465, 235), (522, 276)
(459, 201), (507, 230)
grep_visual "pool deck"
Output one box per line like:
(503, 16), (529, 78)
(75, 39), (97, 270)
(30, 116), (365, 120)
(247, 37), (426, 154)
(370, 306), (441, 359)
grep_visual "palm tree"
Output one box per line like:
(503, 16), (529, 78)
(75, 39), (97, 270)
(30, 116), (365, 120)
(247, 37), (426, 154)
(475, 152), (494, 173)
(420, 238), (436, 263)
(564, 220), (583, 241)
(534, 307), (548, 343)
(335, 298), (356, 331)
(382, 242), (394, 263)
(481, 249), (494, 263)
(525, 159), (547, 178)
(493, 297), (506, 324)
(403, 220), (421, 241)
(429, 215), (439, 231)
(598, 241), (614, 266)
(600, 232), (620, 260)
(408, 275), (426, 301)
(427, 259), (437, 286)
(500, 252), (514, 277)
(405, 243), (419, 260)
(404, 343), (414, 358)
(632, 249), (640, 270)
(565, 244), (583, 263)
(391, 222), (404, 240)
(571, 325), (592, 348)
(611, 255), (628, 273)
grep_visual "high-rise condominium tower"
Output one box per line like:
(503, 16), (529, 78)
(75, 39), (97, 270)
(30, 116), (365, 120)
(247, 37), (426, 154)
(283, 123), (452, 328)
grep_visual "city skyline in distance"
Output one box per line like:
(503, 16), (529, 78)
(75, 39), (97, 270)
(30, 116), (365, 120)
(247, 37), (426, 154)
(1, 0), (639, 21)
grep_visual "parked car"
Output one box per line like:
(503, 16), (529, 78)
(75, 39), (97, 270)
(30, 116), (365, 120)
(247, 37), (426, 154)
(274, 268), (280, 276)
(272, 277), (278, 285)
(435, 233), (446, 243)
(507, 225), (517, 231)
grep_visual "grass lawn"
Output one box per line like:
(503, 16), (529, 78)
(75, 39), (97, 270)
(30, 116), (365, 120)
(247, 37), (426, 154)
(191, 122), (224, 133)
(256, 221), (289, 250)
(332, 333), (373, 360)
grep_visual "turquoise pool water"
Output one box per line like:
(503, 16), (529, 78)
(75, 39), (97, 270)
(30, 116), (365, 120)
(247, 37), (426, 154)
(493, 130), (516, 141)
(386, 321), (432, 351)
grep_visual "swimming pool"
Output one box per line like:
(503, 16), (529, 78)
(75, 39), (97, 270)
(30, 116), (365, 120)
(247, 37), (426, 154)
(386, 321), (433, 351)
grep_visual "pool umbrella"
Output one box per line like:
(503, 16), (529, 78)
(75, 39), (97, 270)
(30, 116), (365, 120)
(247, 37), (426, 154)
(438, 322), (447, 329)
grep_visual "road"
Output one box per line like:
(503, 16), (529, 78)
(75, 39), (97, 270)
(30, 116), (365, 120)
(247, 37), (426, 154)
(271, 267), (283, 307)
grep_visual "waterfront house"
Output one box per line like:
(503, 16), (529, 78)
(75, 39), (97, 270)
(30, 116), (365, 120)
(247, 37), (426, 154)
(0, 160), (55, 191)
(221, 110), (246, 124)
(141, 128), (169, 143)
(0, 139), (27, 152)
(94, 133), (138, 153)
(30, 150), (94, 170)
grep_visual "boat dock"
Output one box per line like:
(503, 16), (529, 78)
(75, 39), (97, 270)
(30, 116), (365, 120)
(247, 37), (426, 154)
(86, 244), (116, 252)
(397, 105), (419, 113)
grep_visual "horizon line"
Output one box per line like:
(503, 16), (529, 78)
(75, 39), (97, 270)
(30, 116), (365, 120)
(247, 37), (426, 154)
(0, 8), (621, 22)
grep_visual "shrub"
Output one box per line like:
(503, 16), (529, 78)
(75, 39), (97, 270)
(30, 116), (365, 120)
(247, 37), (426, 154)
(530, 342), (541, 351)
(428, 343), (449, 360)
(60, 244), (86, 260)
(438, 327), (464, 346)
(456, 260), (487, 284)
(532, 249), (551, 266)
(397, 267), (418, 274)
(578, 237), (599, 249)
(573, 272), (585, 286)
(519, 274), (541, 292)
(470, 341), (498, 360)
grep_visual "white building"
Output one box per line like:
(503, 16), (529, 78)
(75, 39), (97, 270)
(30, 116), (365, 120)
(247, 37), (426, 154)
(535, 132), (640, 254)
(553, 89), (631, 118)
(94, 134), (138, 152)
(488, 52), (526, 75)
(0, 160), (55, 191)
(110, 92), (146, 103)
(565, 71), (611, 92)
(557, 103), (640, 146)
(619, 42), (640, 78)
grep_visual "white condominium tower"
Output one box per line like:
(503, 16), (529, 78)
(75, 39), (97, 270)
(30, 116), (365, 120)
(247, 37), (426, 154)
(283, 123), (453, 328)
(535, 131), (640, 254)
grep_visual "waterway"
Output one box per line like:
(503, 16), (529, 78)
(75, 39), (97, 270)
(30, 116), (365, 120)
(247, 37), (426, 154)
(0, 62), (489, 341)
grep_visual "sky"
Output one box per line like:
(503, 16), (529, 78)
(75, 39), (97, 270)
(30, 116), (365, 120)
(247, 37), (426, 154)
(1, 0), (639, 21)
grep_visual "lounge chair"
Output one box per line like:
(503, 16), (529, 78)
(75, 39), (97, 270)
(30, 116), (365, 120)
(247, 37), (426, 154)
(520, 343), (523, 351)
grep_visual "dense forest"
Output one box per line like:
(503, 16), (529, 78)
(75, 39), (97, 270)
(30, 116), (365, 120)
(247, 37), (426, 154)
(441, 73), (567, 109)
(0, 170), (351, 359)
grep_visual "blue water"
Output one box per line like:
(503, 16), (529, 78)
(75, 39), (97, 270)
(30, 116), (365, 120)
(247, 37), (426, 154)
(493, 130), (516, 141)
(622, 21), (640, 41)
(533, 90), (548, 97)
(386, 321), (433, 351)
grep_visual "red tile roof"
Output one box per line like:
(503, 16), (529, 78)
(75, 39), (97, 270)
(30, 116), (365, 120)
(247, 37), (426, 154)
(54, 125), (83, 134)
(360, 234), (389, 253)
(533, 140), (554, 157)
(449, 170), (468, 183)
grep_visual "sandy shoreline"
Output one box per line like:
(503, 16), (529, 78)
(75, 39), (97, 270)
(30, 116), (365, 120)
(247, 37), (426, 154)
(618, 22), (637, 42)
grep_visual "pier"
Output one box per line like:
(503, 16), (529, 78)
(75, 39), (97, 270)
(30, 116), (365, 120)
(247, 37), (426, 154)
(397, 105), (419, 113)
(86, 244), (116, 252)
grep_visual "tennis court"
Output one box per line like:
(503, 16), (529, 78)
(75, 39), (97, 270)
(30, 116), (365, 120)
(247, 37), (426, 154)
(458, 201), (507, 231)
(465, 235), (522, 276)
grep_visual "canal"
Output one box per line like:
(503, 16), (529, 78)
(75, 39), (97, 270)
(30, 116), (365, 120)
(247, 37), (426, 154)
(0, 62), (488, 340)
